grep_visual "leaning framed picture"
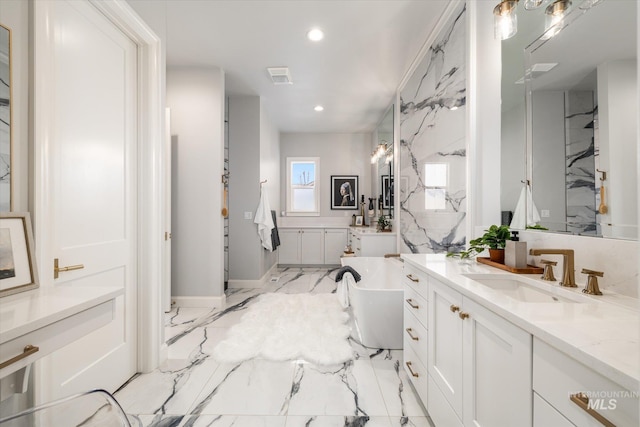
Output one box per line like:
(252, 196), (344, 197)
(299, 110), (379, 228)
(331, 175), (359, 210)
(382, 175), (394, 209)
(0, 212), (39, 297)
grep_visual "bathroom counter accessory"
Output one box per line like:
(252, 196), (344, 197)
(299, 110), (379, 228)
(477, 257), (543, 274)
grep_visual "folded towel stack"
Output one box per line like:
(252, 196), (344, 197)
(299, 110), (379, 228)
(335, 265), (361, 283)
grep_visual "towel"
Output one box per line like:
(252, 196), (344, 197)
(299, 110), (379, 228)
(510, 185), (541, 229)
(336, 272), (354, 308)
(335, 265), (361, 283)
(254, 187), (275, 251)
(270, 210), (280, 250)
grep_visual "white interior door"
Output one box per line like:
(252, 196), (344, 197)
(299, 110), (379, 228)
(34, 0), (138, 400)
(164, 108), (172, 313)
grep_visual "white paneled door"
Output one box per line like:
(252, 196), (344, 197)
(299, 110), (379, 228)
(34, 0), (138, 400)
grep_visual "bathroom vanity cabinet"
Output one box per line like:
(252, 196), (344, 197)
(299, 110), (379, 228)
(533, 338), (638, 427)
(349, 227), (396, 257)
(278, 227), (347, 266)
(427, 278), (532, 427)
(401, 254), (639, 427)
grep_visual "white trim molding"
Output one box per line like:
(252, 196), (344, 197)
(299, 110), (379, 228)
(228, 263), (278, 288)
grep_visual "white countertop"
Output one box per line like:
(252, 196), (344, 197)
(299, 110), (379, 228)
(350, 227), (397, 236)
(402, 254), (640, 391)
(0, 285), (123, 344)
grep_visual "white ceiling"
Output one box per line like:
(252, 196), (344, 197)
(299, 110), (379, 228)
(127, 0), (450, 133)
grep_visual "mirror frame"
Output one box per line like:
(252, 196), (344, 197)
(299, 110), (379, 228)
(0, 23), (12, 212)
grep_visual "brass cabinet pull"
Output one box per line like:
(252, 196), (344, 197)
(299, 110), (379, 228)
(450, 304), (460, 313)
(570, 393), (616, 427)
(406, 274), (419, 283)
(405, 361), (419, 378)
(406, 299), (419, 309)
(405, 328), (419, 341)
(459, 312), (470, 320)
(0, 345), (40, 370)
(54, 258), (85, 279)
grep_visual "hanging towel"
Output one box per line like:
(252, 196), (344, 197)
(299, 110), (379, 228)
(335, 265), (361, 283)
(510, 185), (541, 229)
(270, 210), (280, 250)
(336, 272), (354, 308)
(254, 187), (275, 251)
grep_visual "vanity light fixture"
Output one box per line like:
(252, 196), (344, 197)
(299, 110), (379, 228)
(314, 105), (324, 112)
(307, 28), (324, 42)
(543, 0), (572, 38)
(371, 143), (392, 164)
(493, 0), (519, 40)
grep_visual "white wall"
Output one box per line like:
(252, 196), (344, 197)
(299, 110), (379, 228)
(0, 0), (29, 213)
(167, 67), (225, 298)
(501, 101), (525, 215)
(280, 133), (373, 220)
(598, 59), (638, 239)
(531, 91), (566, 229)
(259, 98), (280, 275)
(228, 95), (280, 283)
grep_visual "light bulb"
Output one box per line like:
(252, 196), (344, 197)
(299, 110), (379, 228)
(493, 0), (518, 40)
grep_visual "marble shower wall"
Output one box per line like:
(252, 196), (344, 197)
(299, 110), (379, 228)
(565, 90), (597, 235)
(399, 3), (466, 254)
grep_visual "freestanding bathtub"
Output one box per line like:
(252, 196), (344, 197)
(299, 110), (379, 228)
(340, 256), (404, 349)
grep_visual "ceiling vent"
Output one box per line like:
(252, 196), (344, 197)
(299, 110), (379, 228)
(515, 63), (558, 84)
(267, 67), (293, 85)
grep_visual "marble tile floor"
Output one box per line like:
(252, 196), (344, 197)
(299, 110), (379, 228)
(115, 267), (433, 427)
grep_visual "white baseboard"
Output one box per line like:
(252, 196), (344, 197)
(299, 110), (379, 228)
(171, 295), (226, 308)
(228, 263), (278, 289)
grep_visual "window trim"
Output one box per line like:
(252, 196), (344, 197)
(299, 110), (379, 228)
(286, 157), (320, 216)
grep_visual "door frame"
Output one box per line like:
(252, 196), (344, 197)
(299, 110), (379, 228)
(32, 0), (165, 398)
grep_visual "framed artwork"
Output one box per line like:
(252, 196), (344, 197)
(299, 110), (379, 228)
(0, 212), (39, 297)
(382, 175), (394, 209)
(355, 215), (364, 226)
(331, 175), (359, 210)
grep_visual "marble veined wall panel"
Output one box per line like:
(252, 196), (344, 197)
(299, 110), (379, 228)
(565, 91), (597, 235)
(399, 3), (466, 254)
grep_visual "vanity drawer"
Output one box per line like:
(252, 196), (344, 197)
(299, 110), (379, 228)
(0, 300), (114, 378)
(403, 343), (428, 405)
(534, 392), (574, 427)
(403, 307), (427, 364)
(404, 285), (428, 328)
(403, 265), (428, 298)
(533, 338), (638, 427)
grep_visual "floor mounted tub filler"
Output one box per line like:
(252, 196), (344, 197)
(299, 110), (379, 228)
(339, 256), (404, 349)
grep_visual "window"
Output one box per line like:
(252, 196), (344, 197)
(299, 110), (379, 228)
(424, 163), (448, 210)
(287, 157), (320, 216)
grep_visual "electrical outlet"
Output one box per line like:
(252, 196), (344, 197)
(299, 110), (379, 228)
(541, 209), (550, 218)
(244, 211), (253, 220)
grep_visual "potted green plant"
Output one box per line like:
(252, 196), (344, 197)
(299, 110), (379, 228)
(447, 224), (510, 263)
(377, 214), (391, 232)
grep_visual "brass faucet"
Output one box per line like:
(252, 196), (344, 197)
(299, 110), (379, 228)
(581, 268), (604, 295)
(529, 249), (576, 287)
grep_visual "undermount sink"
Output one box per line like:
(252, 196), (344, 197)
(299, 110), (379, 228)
(462, 274), (586, 303)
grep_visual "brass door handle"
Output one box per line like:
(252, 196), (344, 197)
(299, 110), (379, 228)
(405, 328), (419, 341)
(450, 304), (460, 313)
(0, 345), (40, 370)
(54, 258), (85, 279)
(570, 393), (616, 427)
(459, 312), (470, 320)
(406, 274), (419, 283)
(406, 298), (419, 309)
(405, 361), (419, 378)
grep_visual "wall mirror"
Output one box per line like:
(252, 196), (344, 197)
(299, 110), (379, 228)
(373, 104), (394, 218)
(502, 0), (637, 240)
(0, 24), (10, 212)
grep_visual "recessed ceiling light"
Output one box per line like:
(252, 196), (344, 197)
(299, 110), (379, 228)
(307, 28), (324, 41)
(314, 105), (324, 112)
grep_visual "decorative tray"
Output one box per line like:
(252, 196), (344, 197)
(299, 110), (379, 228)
(477, 257), (543, 274)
